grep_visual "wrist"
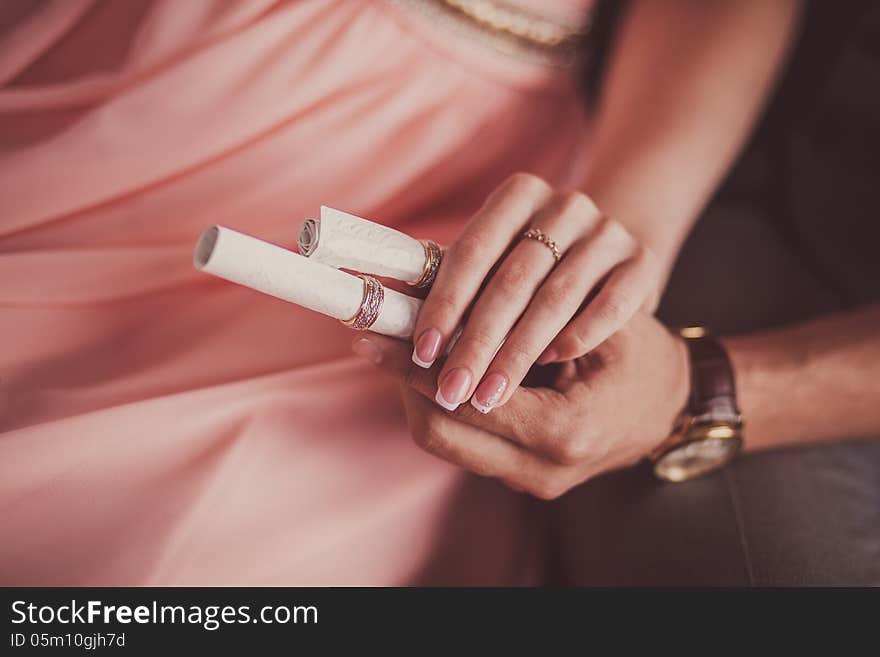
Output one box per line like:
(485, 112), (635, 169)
(580, 177), (689, 286)
(669, 329), (692, 433)
(721, 331), (800, 451)
(646, 327), (691, 455)
(650, 327), (744, 481)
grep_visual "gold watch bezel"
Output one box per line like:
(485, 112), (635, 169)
(651, 416), (743, 482)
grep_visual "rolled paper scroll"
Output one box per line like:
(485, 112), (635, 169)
(194, 226), (421, 338)
(298, 206), (441, 287)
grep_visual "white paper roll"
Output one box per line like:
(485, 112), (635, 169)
(298, 206), (429, 283)
(194, 226), (421, 338)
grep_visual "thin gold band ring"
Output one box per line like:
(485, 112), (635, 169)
(522, 228), (562, 262)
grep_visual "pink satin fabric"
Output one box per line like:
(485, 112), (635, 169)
(0, 0), (592, 585)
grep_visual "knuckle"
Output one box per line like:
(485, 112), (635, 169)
(511, 417), (544, 448)
(495, 259), (534, 292)
(596, 292), (631, 325)
(464, 455), (496, 478)
(556, 328), (590, 358)
(634, 244), (660, 273)
(552, 435), (590, 466)
(502, 479), (524, 494)
(591, 212), (614, 237)
(558, 190), (598, 219)
(415, 414), (449, 454)
(504, 400), (568, 450)
(558, 412), (579, 438)
(452, 232), (487, 266)
(593, 214), (627, 246)
(631, 243), (649, 263)
(540, 274), (576, 307)
(426, 292), (462, 325)
(457, 327), (497, 356)
(499, 337), (536, 372)
(507, 171), (549, 196)
(413, 421), (446, 456)
(530, 479), (566, 501)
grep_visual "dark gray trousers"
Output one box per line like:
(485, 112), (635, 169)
(551, 206), (880, 586)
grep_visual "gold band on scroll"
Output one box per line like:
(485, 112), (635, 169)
(341, 274), (384, 331)
(410, 239), (442, 288)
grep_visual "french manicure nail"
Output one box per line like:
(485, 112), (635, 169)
(435, 367), (472, 411)
(537, 348), (558, 365)
(470, 372), (508, 414)
(413, 328), (441, 368)
(352, 338), (382, 365)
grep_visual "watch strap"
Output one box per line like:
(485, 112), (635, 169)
(683, 332), (741, 424)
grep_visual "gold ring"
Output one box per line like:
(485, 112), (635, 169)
(522, 228), (561, 261)
(409, 239), (443, 288)
(342, 274), (384, 330)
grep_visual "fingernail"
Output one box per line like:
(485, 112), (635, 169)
(412, 328), (441, 368)
(470, 372), (508, 414)
(435, 367), (472, 411)
(352, 338), (382, 365)
(537, 348), (558, 365)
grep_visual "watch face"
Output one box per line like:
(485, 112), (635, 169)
(654, 436), (741, 482)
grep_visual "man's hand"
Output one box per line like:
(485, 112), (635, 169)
(352, 313), (690, 499)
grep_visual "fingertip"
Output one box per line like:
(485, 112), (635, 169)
(351, 337), (382, 365)
(413, 327), (442, 368)
(536, 347), (559, 365)
(435, 388), (461, 412)
(471, 371), (507, 413)
(469, 396), (492, 414)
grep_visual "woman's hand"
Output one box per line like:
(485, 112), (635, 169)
(411, 172), (661, 413)
(353, 312), (689, 499)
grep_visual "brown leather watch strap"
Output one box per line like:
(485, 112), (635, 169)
(684, 333), (741, 423)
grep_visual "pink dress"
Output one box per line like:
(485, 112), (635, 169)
(0, 0), (593, 585)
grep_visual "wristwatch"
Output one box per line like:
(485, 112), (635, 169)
(650, 327), (743, 482)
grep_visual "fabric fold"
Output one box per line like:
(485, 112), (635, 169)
(0, 0), (593, 585)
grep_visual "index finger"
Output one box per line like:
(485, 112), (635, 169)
(410, 173), (552, 370)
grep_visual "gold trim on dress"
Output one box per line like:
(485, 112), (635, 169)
(388, 0), (593, 67)
(439, 0), (587, 49)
